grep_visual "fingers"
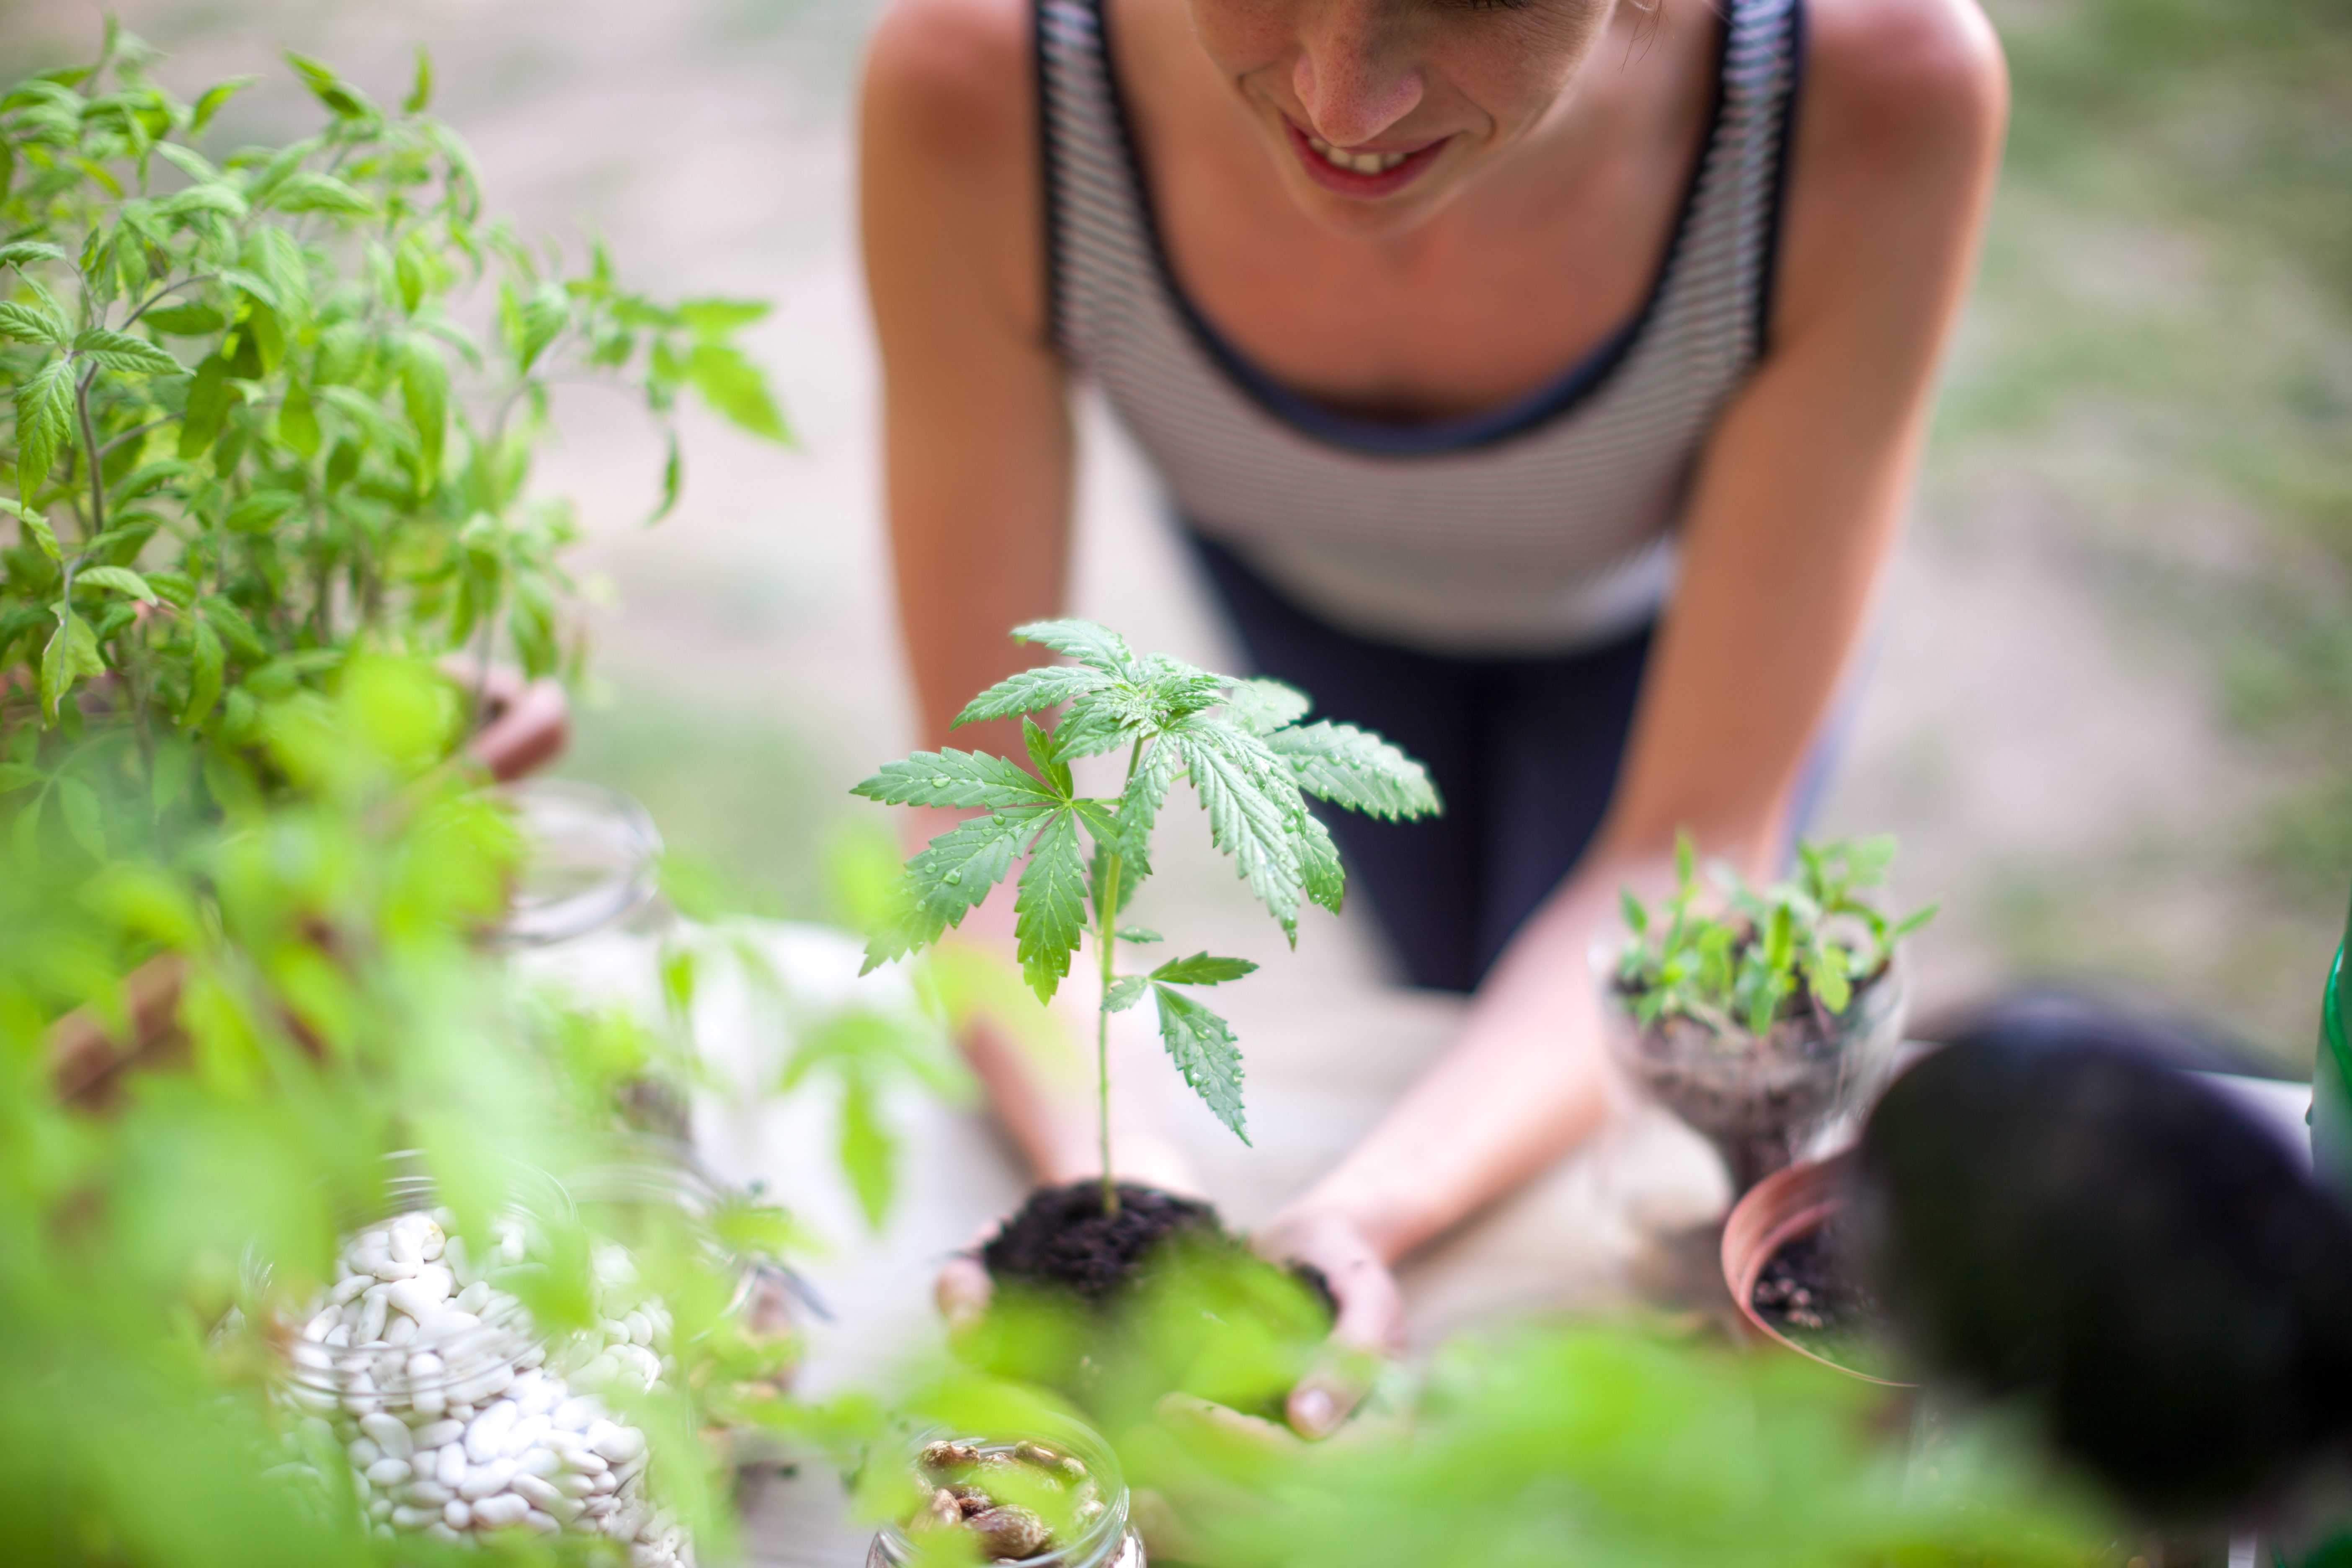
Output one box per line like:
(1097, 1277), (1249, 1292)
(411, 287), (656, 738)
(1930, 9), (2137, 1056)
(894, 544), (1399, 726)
(1252, 1209), (1407, 1440)
(936, 1252), (994, 1331)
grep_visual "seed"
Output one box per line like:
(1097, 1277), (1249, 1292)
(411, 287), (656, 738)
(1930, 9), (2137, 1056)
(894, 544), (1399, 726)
(591, 1425), (645, 1464)
(969, 1505), (1052, 1559)
(347, 1438), (381, 1468)
(444, 1499), (472, 1530)
(365, 1457), (412, 1487)
(472, 1493), (529, 1528)
(359, 1412), (412, 1459)
(405, 1481), (452, 1507)
(436, 1445), (468, 1488)
(920, 1441), (981, 1476)
(390, 1504), (438, 1529)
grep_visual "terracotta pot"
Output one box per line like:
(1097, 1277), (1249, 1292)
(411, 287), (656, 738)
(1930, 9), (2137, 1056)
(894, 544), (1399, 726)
(46, 953), (190, 1110)
(1720, 1150), (1914, 1387)
(461, 664), (571, 782)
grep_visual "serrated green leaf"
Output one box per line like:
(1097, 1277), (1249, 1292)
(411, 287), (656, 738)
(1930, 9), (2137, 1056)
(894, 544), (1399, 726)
(839, 1076), (897, 1230)
(1049, 686), (1148, 762)
(1153, 985), (1248, 1144)
(1104, 975), (1149, 1014)
(40, 605), (104, 718)
(852, 748), (1060, 811)
(404, 48), (434, 114)
(15, 356), (74, 494)
(1117, 926), (1162, 945)
(1116, 736), (1181, 846)
(1011, 618), (1138, 678)
(1175, 720), (1307, 936)
(73, 327), (183, 376)
(0, 240), (66, 270)
(286, 52), (373, 118)
(1889, 904), (1938, 941)
(678, 297), (770, 336)
(199, 600), (266, 660)
(1150, 952), (1259, 986)
(0, 300), (68, 346)
(161, 182), (247, 220)
(142, 302), (226, 335)
(952, 664), (1107, 727)
(1263, 721), (1441, 820)
(400, 336), (448, 479)
(224, 490), (301, 534)
(1014, 809), (1088, 1003)
(189, 78), (255, 136)
(154, 142), (219, 185)
(866, 808), (1050, 967)
(685, 340), (789, 443)
(1297, 808), (1345, 915)
(4, 500), (60, 560)
(56, 776), (105, 862)
(74, 565), (156, 601)
(278, 376), (320, 456)
(1222, 677), (1311, 735)
(648, 430), (681, 525)
(181, 615), (224, 726)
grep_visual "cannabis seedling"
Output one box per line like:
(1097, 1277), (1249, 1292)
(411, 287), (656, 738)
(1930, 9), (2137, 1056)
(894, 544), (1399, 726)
(1617, 834), (1935, 1039)
(854, 620), (1439, 1214)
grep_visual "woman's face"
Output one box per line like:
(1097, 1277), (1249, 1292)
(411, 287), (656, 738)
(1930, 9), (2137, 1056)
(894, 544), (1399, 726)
(1187, 0), (1620, 236)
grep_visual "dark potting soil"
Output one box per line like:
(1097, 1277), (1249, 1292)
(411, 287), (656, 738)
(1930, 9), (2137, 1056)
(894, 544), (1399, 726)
(980, 1180), (1337, 1315)
(1751, 1217), (1890, 1372)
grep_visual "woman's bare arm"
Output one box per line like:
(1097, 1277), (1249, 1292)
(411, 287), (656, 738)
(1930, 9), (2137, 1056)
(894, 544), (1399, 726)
(1263, 0), (2010, 1311)
(863, 0), (1202, 1195)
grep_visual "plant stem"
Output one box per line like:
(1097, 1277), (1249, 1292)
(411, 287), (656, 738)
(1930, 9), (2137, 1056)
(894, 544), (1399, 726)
(1096, 849), (1120, 1219)
(1092, 739), (1148, 1217)
(73, 361), (107, 542)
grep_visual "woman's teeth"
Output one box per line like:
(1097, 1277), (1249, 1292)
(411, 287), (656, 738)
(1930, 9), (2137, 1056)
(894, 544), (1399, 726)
(1304, 132), (1411, 175)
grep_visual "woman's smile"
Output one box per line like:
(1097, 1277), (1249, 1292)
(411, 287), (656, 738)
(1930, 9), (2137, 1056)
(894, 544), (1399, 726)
(1283, 116), (1452, 199)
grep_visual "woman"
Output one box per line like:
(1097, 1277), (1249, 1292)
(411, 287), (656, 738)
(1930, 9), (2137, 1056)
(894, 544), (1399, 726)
(860, 0), (2004, 1433)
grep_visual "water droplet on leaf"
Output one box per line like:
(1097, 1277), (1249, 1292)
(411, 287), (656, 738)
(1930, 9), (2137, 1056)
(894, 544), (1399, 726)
(944, 871), (962, 885)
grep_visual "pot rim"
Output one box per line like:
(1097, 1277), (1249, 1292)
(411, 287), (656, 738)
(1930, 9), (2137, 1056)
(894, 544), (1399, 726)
(1720, 1150), (1916, 1388)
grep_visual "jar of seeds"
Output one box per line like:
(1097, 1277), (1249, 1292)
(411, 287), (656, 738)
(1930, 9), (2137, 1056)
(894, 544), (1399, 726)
(867, 1419), (1143, 1568)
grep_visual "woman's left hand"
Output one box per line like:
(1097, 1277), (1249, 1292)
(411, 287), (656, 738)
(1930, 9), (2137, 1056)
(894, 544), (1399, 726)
(1253, 1207), (1404, 1439)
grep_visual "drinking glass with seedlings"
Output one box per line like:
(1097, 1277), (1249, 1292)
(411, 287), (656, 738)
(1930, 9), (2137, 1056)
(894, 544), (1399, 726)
(1602, 834), (1933, 1194)
(854, 619), (1437, 1311)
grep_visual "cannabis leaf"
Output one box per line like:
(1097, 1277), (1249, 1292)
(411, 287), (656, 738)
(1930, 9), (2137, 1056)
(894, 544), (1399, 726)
(856, 618), (1440, 1210)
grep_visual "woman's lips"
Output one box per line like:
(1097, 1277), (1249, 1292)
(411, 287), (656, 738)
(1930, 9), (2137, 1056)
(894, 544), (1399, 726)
(1283, 119), (1448, 199)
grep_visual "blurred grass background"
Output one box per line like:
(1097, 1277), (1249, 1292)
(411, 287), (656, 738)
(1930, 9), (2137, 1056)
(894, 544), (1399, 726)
(3, 0), (2348, 1065)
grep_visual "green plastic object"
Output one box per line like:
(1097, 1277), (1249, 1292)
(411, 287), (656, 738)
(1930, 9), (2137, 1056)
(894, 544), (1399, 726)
(2313, 888), (2352, 1202)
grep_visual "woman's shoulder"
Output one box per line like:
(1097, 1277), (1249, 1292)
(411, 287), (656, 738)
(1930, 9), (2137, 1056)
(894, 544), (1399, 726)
(1797, 0), (2007, 150)
(864, 0), (1034, 152)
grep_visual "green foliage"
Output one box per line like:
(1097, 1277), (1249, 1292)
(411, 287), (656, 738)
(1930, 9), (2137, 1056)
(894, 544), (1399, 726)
(1617, 834), (1935, 1038)
(853, 619), (1438, 1194)
(0, 26), (786, 844)
(1134, 1320), (2115, 1568)
(0, 656), (794, 1564)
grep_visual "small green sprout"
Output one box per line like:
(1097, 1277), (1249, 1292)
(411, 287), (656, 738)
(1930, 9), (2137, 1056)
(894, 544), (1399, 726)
(854, 619), (1440, 1214)
(1617, 833), (1936, 1040)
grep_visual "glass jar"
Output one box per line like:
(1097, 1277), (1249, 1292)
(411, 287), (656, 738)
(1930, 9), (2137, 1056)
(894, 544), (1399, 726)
(270, 1158), (694, 1564)
(1596, 939), (1910, 1195)
(867, 1418), (1145, 1568)
(489, 778), (663, 950)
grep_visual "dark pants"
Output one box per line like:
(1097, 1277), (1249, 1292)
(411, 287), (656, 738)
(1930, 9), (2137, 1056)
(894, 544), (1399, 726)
(1191, 535), (1654, 994)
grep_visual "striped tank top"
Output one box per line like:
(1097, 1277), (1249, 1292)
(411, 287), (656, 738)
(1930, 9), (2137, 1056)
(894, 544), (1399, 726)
(1036, 0), (1805, 656)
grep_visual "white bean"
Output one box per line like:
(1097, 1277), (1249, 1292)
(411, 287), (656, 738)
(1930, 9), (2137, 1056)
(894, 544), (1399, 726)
(364, 1458), (412, 1487)
(472, 1493), (529, 1528)
(389, 1226), (421, 1266)
(383, 1314), (418, 1347)
(554, 1470), (598, 1496)
(423, 1520), (463, 1543)
(459, 1460), (517, 1501)
(390, 1504), (437, 1529)
(371, 1256), (420, 1283)
(454, 1279), (491, 1315)
(464, 1400), (518, 1463)
(436, 1444), (468, 1489)
(331, 1273), (372, 1306)
(405, 1481), (452, 1507)
(504, 1414), (550, 1458)
(591, 1426), (645, 1465)
(521, 1509), (560, 1533)
(624, 1311), (651, 1347)
(512, 1473), (562, 1509)
(444, 1499), (472, 1530)
(551, 1395), (601, 1432)
(353, 1292), (389, 1345)
(413, 1419), (464, 1450)
(346, 1437), (381, 1469)
(358, 1412), (411, 1459)
(368, 1498), (393, 1522)
(407, 1350), (446, 1385)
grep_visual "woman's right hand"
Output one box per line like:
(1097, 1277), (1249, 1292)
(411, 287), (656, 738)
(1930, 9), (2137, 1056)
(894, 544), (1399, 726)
(1253, 1207), (1406, 1439)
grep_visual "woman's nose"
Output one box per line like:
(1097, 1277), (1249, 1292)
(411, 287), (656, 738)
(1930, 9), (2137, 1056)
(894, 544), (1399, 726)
(1291, 3), (1426, 147)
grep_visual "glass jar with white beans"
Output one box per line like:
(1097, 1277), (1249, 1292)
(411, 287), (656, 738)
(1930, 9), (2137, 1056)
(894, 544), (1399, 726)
(271, 1159), (694, 1566)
